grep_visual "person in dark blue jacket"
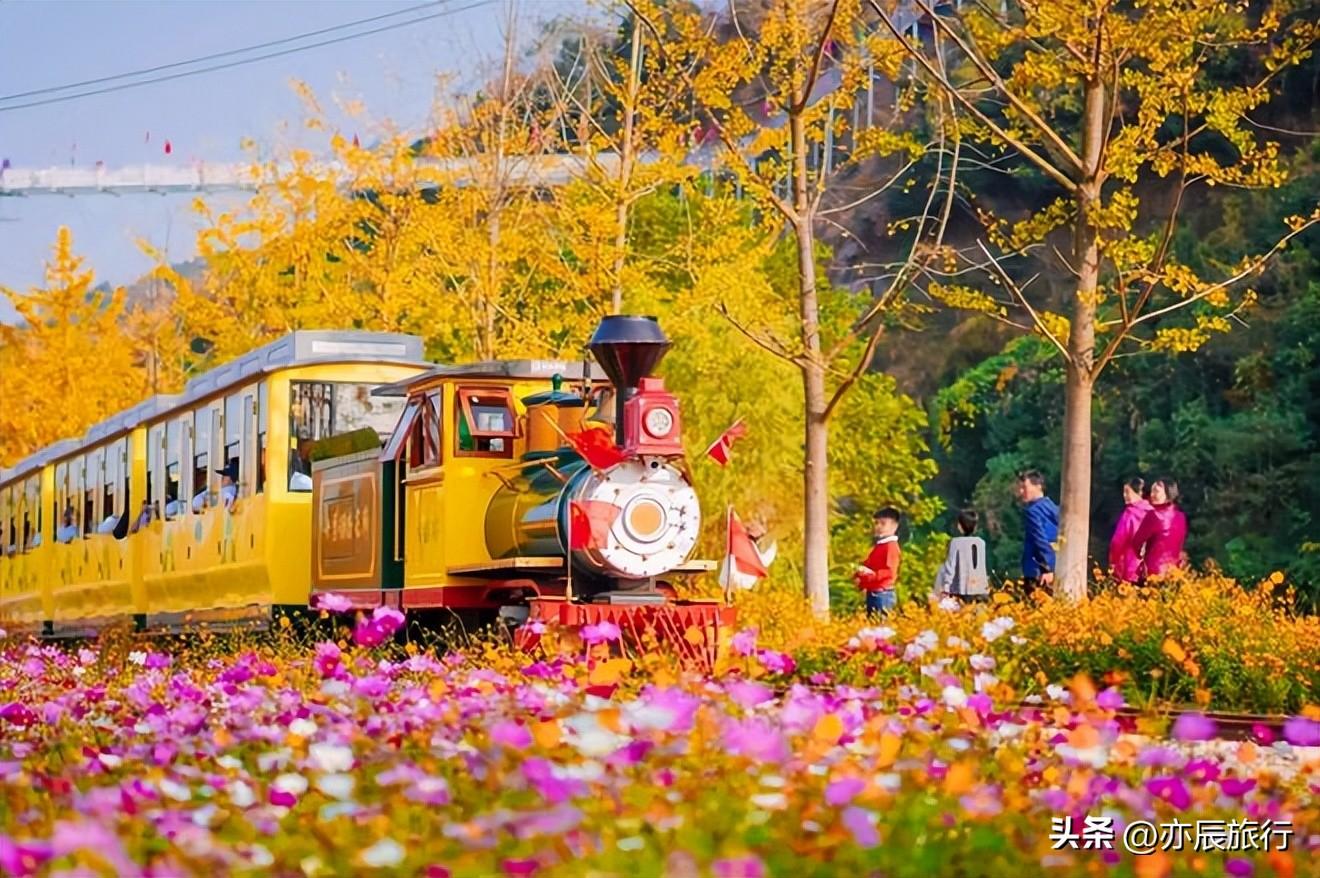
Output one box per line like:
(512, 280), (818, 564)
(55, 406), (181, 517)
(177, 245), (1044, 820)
(1016, 470), (1059, 588)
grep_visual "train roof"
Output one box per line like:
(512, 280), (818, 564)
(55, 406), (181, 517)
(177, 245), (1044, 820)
(0, 330), (426, 486)
(372, 359), (611, 398)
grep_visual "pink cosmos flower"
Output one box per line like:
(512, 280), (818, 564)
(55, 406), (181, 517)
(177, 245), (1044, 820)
(1219, 777), (1256, 797)
(1145, 776), (1191, 810)
(0, 837), (53, 877)
(825, 776), (865, 806)
(1172, 712), (1217, 741)
(731, 628), (758, 656)
(490, 720), (533, 749)
(580, 621), (621, 644)
(315, 592), (355, 613)
(842, 806), (880, 847)
(1225, 858), (1254, 877)
(756, 649), (795, 675)
(1282, 715), (1320, 747)
(726, 681), (774, 710)
(0, 703), (37, 727)
(1095, 687), (1125, 710)
(713, 855), (767, 878)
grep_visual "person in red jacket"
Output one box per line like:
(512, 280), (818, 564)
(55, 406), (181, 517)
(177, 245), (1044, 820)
(855, 507), (902, 616)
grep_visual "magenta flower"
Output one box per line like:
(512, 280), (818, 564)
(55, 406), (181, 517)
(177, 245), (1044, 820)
(966, 692), (993, 716)
(1172, 712), (1217, 741)
(580, 621), (621, 644)
(144, 652), (171, 670)
(372, 605), (406, 635)
(842, 806), (880, 847)
(0, 837), (53, 877)
(502, 858), (539, 876)
(722, 717), (788, 764)
(1182, 758), (1220, 783)
(1225, 858), (1253, 877)
(731, 628), (758, 656)
(825, 776), (866, 806)
(313, 641), (342, 677)
(726, 680), (774, 710)
(0, 702), (37, 727)
(1219, 777), (1256, 798)
(1282, 715), (1320, 747)
(353, 620), (388, 647)
(713, 855), (767, 878)
(315, 592), (355, 613)
(490, 720), (533, 749)
(1145, 776), (1191, 810)
(1095, 687), (1125, 710)
(756, 649), (795, 675)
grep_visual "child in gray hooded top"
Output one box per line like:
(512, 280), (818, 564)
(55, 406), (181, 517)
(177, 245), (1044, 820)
(933, 509), (989, 601)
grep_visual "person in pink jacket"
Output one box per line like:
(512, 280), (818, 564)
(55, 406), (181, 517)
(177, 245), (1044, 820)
(1133, 477), (1188, 579)
(1108, 477), (1152, 583)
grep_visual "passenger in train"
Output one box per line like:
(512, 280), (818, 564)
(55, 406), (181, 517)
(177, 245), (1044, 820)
(192, 462), (239, 511)
(129, 499), (153, 534)
(217, 461), (239, 508)
(96, 511), (119, 535)
(56, 505), (79, 543)
(289, 440), (314, 491)
(164, 483), (180, 518)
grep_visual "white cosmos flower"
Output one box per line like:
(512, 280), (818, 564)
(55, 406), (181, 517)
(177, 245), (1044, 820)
(289, 718), (317, 738)
(308, 742), (354, 773)
(360, 838), (405, 869)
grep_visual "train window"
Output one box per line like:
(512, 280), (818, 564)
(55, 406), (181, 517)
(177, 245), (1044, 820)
(382, 398), (420, 464)
(54, 461), (69, 539)
(455, 387), (516, 458)
(83, 448), (103, 535)
(289, 381), (406, 489)
(166, 418), (183, 518)
(24, 476), (40, 551)
(2, 485), (11, 555)
(192, 407), (211, 511)
(408, 391), (442, 469)
(257, 382), (268, 494)
(224, 393), (244, 486)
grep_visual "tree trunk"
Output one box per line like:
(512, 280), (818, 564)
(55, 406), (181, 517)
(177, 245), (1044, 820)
(790, 110), (831, 618)
(611, 19), (642, 316)
(1056, 73), (1107, 601)
(1056, 356), (1093, 600)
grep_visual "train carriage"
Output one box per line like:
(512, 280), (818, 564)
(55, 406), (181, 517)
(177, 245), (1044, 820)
(0, 331), (427, 635)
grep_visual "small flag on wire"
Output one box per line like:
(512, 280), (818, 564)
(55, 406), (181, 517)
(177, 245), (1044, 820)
(567, 426), (627, 471)
(352, 134), (360, 148)
(163, 140), (173, 155)
(568, 500), (620, 550)
(705, 418), (748, 467)
(718, 507), (772, 596)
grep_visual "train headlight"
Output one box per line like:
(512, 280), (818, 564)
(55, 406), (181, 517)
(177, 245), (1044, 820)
(643, 407), (674, 438)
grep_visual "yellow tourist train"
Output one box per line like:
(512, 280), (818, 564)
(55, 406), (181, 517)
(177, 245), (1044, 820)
(0, 331), (426, 636)
(0, 317), (729, 649)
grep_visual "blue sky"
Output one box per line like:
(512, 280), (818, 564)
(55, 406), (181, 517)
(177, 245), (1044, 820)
(0, 0), (590, 321)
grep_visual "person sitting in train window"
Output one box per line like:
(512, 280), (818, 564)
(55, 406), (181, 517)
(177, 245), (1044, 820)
(28, 530), (42, 549)
(217, 462), (239, 508)
(164, 482), (180, 518)
(56, 506), (78, 543)
(289, 440), (314, 491)
(129, 499), (153, 534)
(96, 512), (118, 535)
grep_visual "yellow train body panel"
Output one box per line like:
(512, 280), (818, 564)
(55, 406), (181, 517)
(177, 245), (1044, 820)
(0, 332), (426, 634)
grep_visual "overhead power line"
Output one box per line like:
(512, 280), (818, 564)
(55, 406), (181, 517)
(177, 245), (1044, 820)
(0, 1), (445, 102)
(0, 0), (494, 113)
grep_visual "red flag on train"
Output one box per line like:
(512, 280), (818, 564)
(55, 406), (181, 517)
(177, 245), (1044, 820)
(719, 507), (770, 597)
(705, 418), (748, 467)
(568, 500), (620, 550)
(567, 425), (627, 471)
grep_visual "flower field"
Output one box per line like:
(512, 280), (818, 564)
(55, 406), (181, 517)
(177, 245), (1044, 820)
(2, 576), (1319, 877)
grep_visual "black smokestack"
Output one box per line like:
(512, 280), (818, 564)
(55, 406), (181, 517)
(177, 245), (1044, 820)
(588, 315), (671, 445)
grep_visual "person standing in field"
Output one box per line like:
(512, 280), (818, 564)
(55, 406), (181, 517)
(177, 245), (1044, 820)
(1133, 477), (1188, 579)
(1016, 470), (1059, 589)
(1108, 477), (1152, 583)
(855, 507), (902, 616)
(933, 509), (989, 602)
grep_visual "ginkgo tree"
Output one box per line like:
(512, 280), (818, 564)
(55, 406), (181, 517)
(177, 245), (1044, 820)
(629, 0), (953, 616)
(0, 228), (149, 466)
(868, 0), (1320, 598)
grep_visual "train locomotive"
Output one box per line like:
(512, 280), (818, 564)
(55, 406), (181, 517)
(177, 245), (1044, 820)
(0, 316), (733, 659)
(309, 315), (731, 657)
